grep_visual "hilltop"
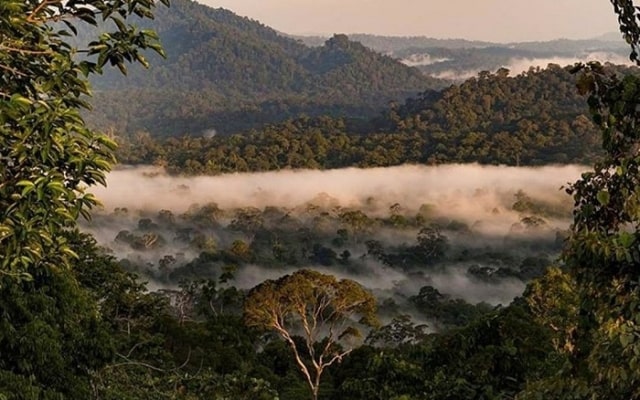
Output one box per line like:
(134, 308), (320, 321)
(86, 0), (442, 136)
(296, 33), (629, 80)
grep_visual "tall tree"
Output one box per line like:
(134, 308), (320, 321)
(244, 269), (378, 400)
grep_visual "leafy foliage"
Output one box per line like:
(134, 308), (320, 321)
(115, 65), (617, 174)
(0, 0), (168, 397)
(519, 1), (640, 398)
(0, 0), (166, 277)
(245, 270), (378, 400)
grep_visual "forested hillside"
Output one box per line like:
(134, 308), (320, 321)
(85, 0), (442, 136)
(298, 33), (629, 79)
(116, 65), (609, 173)
(81, 0), (630, 139)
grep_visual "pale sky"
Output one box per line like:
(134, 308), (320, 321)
(196, 0), (621, 43)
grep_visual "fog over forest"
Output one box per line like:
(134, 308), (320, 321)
(414, 52), (632, 80)
(92, 164), (583, 229)
(5, 0), (640, 396)
(81, 164), (587, 326)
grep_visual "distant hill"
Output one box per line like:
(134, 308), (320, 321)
(86, 0), (442, 136)
(294, 33), (630, 81)
(118, 65), (638, 174)
(294, 33), (628, 53)
(294, 34), (496, 51)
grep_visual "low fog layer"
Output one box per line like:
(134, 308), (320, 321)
(430, 52), (632, 80)
(84, 164), (585, 318)
(92, 164), (583, 235)
(400, 54), (452, 67)
(232, 263), (524, 306)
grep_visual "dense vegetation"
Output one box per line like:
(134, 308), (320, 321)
(75, 185), (567, 398)
(83, 0), (442, 136)
(85, 187), (562, 303)
(83, 0), (628, 138)
(39, 230), (564, 399)
(117, 64), (608, 174)
(5, 0), (640, 399)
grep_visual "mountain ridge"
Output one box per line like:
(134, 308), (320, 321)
(87, 0), (442, 136)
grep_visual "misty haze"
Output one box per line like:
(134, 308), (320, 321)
(83, 164), (580, 325)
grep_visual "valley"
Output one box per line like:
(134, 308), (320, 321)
(2, 0), (639, 398)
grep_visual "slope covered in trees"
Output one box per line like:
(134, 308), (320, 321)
(116, 64), (613, 173)
(298, 33), (629, 79)
(298, 33), (627, 54)
(84, 0), (442, 136)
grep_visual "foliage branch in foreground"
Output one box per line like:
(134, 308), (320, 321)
(519, 1), (640, 397)
(0, 0), (168, 278)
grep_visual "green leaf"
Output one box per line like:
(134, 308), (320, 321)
(621, 333), (635, 348)
(597, 190), (611, 206)
(61, 247), (79, 260)
(0, 225), (12, 241)
(10, 95), (33, 108)
(18, 272), (33, 282)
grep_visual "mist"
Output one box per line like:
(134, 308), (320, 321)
(92, 164), (582, 231)
(400, 54), (452, 67)
(431, 52), (632, 81)
(83, 163), (585, 326)
(503, 52), (632, 74)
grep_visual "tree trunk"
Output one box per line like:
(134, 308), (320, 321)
(311, 367), (322, 400)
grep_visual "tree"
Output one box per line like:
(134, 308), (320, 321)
(519, 2), (640, 398)
(365, 314), (428, 348)
(244, 269), (378, 400)
(415, 225), (448, 264)
(612, 0), (640, 62)
(0, 1), (168, 397)
(0, 0), (167, 278)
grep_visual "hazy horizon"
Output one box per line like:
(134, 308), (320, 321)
(197, 0), (621, 43)
(85, 164), (580, 305)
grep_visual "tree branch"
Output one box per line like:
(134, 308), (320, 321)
(319, 323), (336, 366)
(110, 358), (167, 373)
(272, 319), (316, 395)
(324, 348), (353, 368)
(0, 63), (27, 77)
(0, 45), (52, 55)
(27, 0), (62, 23)
(297, 303), (318, 366)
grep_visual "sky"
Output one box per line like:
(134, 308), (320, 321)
(197, 0), (621, 43)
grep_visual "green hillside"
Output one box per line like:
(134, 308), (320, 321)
(86, 0), (442, 136)
(297, 33), (629, 80)
(116, 64), (614, 173)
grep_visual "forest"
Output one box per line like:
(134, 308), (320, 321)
(116, 64), (611, 174)
(80, 0), (629, 138)
(81, 0), (443, 136)
(56, 164), (580, 399)
(3, 0), (640, 399)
